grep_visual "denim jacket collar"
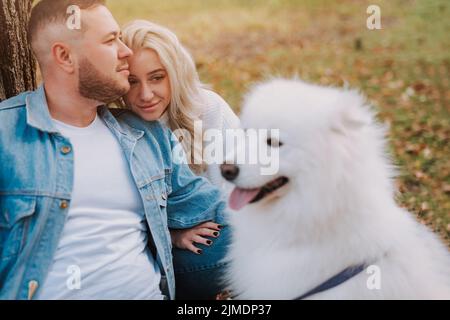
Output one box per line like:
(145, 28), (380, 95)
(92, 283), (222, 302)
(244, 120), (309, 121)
(98, 106), (144, 140)
(25, 84), (58, 133)
(25, 84), (144, 140)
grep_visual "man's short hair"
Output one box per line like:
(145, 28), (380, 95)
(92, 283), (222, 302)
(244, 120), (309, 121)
(27, 0), (106, 46)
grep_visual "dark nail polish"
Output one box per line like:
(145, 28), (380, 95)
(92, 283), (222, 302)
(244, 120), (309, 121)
(206, 240), (212, 245)
(217, 225), (223, 230)
(213, 232), (219, 237)
(197, 249), (203, 254)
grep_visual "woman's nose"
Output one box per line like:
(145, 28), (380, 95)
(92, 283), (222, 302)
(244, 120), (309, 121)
(139, 84), (154, 102)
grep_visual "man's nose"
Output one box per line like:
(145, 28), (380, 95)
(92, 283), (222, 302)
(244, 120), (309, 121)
(118, 40), (133, 59)
(220, 164), (239, 181)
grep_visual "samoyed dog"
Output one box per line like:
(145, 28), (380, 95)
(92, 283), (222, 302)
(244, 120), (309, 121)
(220, 79), (450, 299)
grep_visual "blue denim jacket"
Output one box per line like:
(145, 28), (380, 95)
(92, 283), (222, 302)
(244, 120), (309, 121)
(0, 85), (228, 300)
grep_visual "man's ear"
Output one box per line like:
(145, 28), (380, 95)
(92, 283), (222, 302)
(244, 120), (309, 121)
(51, 42), (76, 74)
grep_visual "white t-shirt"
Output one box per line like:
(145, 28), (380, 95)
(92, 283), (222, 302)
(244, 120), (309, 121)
(37, 114), (164, 300)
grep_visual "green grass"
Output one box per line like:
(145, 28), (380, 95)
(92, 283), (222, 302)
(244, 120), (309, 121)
(108, 0), (449, 243)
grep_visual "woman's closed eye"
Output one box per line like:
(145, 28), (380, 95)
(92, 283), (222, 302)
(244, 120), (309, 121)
(149, 74), (165, 82)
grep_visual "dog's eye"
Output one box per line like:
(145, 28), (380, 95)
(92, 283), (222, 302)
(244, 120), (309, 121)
(267, 138), (283, 147)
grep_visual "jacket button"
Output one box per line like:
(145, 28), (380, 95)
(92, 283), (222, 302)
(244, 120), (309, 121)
(28, 280), (38, 300)
(61, 146), (71, 154)
(60, 200), (69, 209)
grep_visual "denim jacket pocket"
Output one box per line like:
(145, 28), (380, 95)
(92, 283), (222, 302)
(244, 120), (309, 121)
(0, 195), (37, 259)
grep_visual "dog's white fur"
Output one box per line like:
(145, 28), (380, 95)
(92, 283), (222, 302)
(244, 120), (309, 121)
(224, 79), (450, 299)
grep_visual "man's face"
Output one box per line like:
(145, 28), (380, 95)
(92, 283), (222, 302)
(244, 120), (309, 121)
(76, 5), (132, 103)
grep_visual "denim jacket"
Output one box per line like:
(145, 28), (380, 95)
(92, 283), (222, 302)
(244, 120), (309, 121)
(0, 85), (228, 300)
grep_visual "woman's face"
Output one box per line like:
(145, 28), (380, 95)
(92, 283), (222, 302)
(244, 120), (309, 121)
(125, 48), (171, 121)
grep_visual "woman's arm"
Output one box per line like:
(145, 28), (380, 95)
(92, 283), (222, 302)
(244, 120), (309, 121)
(165, 127), (229, 229)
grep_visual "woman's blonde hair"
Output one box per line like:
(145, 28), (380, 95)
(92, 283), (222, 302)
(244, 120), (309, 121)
(121, 20), (206, 173)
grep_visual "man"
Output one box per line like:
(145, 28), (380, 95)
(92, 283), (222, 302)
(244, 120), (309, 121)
(0, 0), (228, 300)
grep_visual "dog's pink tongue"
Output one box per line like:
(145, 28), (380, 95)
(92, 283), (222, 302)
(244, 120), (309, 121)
(229, 187), (260, 210)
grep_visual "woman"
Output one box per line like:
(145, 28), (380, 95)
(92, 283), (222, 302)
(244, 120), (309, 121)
(120, 20), (239, 299)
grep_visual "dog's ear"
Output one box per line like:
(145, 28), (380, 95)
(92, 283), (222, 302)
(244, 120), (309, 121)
(331, 91), (372, 135)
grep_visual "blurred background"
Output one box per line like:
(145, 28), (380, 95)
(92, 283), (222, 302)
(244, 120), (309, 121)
(108, 0), (449, 243)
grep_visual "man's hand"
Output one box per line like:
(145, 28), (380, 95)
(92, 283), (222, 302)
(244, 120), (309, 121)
(170, 221), (222, 254)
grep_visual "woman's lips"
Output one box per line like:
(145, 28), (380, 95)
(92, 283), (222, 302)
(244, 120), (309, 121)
(138, 101), (160, 111)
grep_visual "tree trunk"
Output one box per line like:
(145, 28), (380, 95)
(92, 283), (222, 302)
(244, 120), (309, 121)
(0, 0), (36, 101)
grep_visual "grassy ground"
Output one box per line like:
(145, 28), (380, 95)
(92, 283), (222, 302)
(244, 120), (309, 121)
(109, 0), (449, 243)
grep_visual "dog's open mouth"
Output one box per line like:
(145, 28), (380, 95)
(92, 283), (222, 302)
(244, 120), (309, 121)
(229, 177), (289, 210)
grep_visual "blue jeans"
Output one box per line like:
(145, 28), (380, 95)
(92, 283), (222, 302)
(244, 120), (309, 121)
(172, 225), (230, 300)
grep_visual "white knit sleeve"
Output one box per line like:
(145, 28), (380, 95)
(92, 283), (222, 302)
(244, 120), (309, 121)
(199, 89), (241, 197)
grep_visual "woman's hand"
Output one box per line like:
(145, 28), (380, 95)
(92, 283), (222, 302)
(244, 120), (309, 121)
(170, 221), (222, 254)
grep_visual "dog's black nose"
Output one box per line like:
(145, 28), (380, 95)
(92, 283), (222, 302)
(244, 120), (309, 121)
(220, 164), (239, 181)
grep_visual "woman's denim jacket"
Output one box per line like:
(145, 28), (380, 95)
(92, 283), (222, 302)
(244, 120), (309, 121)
(0, 85), (228, 300)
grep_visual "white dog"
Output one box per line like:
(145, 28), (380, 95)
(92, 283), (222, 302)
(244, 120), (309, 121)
(220, 78), (450, 299)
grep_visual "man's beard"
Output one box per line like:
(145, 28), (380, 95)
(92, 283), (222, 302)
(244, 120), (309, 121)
(78, 57), (128, 104)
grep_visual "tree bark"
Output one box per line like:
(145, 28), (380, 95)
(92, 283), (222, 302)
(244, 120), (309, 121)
(0, 0), (36, 101)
